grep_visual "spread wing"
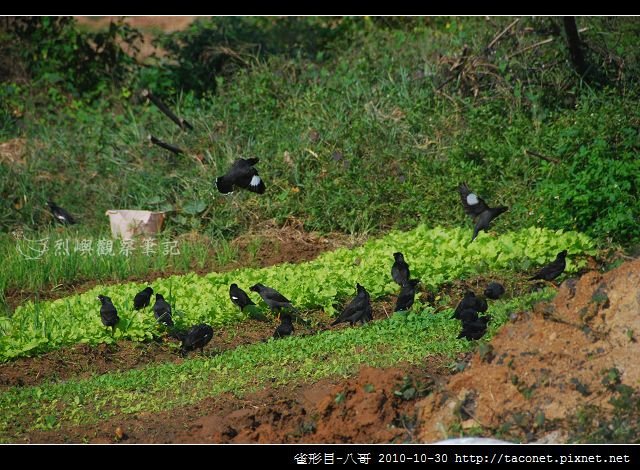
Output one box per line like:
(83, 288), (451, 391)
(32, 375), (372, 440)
(458, 183), (489, 218)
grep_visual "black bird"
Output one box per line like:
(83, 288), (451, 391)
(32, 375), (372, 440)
(98, 295), (119, 335)
(395, 279), (420, 312)
(529, 250), (568, 282)
(457, 308), (480, 323)
(458, 316), (491, 341)
(391, 252), (410, 286)
(249, 283), (296, 316)
(216, 157), (266, 194)
(331, 283), (372, 326)
(273, 313), (294, 339)
(47, 200), (76, 225)
(451, 291), (488, 320)
(153, 293), (174, 327)
(133, 287), (154, 310)
(178, 323), (214, 356)
(484, 282), (505, 300)
(457, 183), (508, 241)
(229, 283), (255, 311)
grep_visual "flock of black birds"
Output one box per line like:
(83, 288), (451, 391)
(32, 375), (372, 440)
(98, 286), (211, 356)
(86, 156), (570, 353)
(39, 92), (571, 358)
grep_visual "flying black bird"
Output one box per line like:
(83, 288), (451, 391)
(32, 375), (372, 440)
(458, 316), (491, 341)
(457, 183), (508, 241)
(391, 252), (410, 286)
(47, 200), (76, 225)
(153, 293), (174, 327)
(177, 323), (214, 356)
(229, 283), (255, 311)
(484, 282), (505, 300)
(331, 283), (372, 326)
(249, 283), (296, 316)
(273, 313), (294, 339)
(451, 291), (488, 320)
(133, 287), (154, 310)
(529, 250), (568, 282)
(98, 294), (119, 335)
(395, 279), (420, 312)
(216, 157), (266, 194)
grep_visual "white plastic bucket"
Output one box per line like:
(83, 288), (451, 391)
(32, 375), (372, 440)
(105, 210), (165, 240)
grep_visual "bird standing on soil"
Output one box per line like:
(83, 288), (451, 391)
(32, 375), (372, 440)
(98, 295), (119, 335)
(529, 250), (568, 283)
(229, 283), (255, 311)
(395, 279), (420, 312)
(391, 252), (410, 286)
(133, 287), (154, 310)
(484, 282), (505, 300)
(457, 183), (508, 241)
(458, 316), (491, 341)
(176, 324), (214, 356)
(451, 291), (488, 320)
(273, 313), (294, 339)
(216, 157), (266, 195)
(47, 200), (76, 225)
(249, 283), (297, 317)
(331, 283), (372, 326)
(153, 293), (174, 327)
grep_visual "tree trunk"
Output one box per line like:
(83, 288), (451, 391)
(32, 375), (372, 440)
(563, 17), (587, 76)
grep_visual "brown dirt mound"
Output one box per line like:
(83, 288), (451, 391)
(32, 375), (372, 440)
(416, 257), (640, 443)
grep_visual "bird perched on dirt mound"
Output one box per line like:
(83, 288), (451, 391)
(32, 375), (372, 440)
(273, 313), (294, 339)
(332, 283), (372, 326)
(529, 250), (568, 282)
(451, 291), (488, 320)
(458, 316), (491, 341)
(133, 287), (154, 310)
(153, 293), (174, 327)
(395, 279), (420, 312)
(229, 283), (255, 311)
(250, 283), (296, 316)
(484, 282), (505, 300)
(391, 252), (410, 286)
(457, 183), (508, 241)
(216, 157), (266, 194)
(47, 200), (76, 225)
(98, 295), (119, 335)
(173, 324), (214, 356)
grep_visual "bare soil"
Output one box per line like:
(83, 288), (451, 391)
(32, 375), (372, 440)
(416, 256), (640, 443)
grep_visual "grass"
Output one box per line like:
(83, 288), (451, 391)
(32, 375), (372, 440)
(3, 17), (640, 250)
(0, 228), (241, 312)
(0, 289), (554, 441)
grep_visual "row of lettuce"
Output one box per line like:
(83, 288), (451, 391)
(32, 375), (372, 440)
(0, 225), (596, 361)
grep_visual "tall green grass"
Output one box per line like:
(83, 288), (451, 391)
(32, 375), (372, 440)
(0, 228), (234, 310)
(3, 17), (639, 247)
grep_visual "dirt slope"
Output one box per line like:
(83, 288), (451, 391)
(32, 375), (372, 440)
(416, 257), (640, 443)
